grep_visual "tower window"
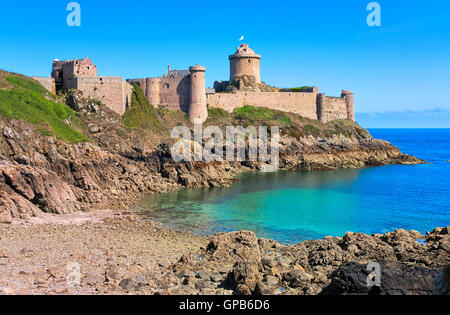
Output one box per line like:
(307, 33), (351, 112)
(166, 84), (170, 89)
(248, 59), (251, 63)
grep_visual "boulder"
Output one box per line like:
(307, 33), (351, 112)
(321, 261), (439, 295)
(228, 262), (262, 295)
(205, 231), (262, 266)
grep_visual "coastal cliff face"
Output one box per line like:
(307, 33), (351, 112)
(0, 72), (423, 223)
(0, 114), (422, 224)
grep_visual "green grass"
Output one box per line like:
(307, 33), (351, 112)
(122, 84), (165, 133)
(232, 105), (292, 125)
(207, 106), (228, 119)
(0, 71), (89, 143)
(280, 86), (314, 92)
(304, 124), (321, 137)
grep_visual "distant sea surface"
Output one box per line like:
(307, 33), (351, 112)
(135, 129), (450, 244)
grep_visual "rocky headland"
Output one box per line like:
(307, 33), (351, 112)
(1, 72), (444, 296)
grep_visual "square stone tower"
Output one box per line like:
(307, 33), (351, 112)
(51, 58), (97, 91)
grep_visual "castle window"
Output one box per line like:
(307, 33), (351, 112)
(166, 83), (170, 89)
(248, 59), (251, 63)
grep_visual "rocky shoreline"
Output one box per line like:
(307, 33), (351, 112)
(0, 113), (423, 224)
(1, 97), (442, 295)
(0, 216), (448, 295)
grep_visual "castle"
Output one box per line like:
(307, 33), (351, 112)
(34, 44), (354, 123)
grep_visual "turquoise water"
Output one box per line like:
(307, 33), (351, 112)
(135, 129), (450, 244)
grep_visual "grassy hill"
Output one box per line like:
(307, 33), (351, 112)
(0, 70), (89, 143)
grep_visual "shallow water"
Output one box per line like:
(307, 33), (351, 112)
(135, 129), (450, 244)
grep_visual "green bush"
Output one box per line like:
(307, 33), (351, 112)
(207, 106), (228, 119)
(123, 84), (164, 132)
(233, 105), (291, 125)
(304, 124), (321, 137)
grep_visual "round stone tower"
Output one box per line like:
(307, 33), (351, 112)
(188, 65), (208, 123)
(229, 44), (261, 84)
(146, 77), (161, 107)
(317, 93), (326, 123)
(341, 90), (355, 121)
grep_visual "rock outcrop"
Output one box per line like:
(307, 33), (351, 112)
(166, 227), (449, 295)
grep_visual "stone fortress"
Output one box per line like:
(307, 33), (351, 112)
(34, 44), (354, 123)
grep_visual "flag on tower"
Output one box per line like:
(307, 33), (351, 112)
(239, 35), (244, 41)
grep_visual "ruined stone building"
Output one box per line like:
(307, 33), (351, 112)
(35, 58), (132, 115)
(34, 44), (354, 123)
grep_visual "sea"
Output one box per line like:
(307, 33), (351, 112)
(135, 129), (450, 244)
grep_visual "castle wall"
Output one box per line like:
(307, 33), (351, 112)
(159, 74), (190, 112)
(32, 77), (56, 94)
(207, 92), (319, 120)
(74, 76), (132, 115)
(320, 96), (349, 123)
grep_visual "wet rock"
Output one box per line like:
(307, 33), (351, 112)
(433, 265), (450, 295)
(321, 261), (439, 295)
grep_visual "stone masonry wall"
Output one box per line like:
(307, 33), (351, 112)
(160, 75), (190, 112)
(207, 92), (319, 120)
(321, 96), (348, 122)
(128, 74), (191, 112)
(32, 77), (56, 94)
(75, 77), (132, 115)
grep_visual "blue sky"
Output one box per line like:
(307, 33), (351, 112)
(0, 0), (449, 127)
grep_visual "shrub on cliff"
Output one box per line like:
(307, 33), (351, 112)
(123, 84), (164, 133)
(233, 105), (291, 125)
(0, 71), (88, 143)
